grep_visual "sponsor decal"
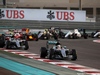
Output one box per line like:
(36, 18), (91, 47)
(47, 10), (55, 20)
(5, 10), (24, 19)
(0, 9), (5, 18)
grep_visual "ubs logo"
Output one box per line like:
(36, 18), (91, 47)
(47, 10), (55, 20)
(0, 9), (5, 18)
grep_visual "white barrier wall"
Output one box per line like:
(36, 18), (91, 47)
(0, 8), (86, 22)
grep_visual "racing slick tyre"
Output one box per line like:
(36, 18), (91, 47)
(49, 48), (55, 59)
(35, 38), (38, 41)
(24, 41), (29, 50)
(71, 49), (77, 61)
(34, 34), (39, 41)
(40, 47), (47, 58)
(0, 40), (5, 48)
(0, 34), (5, 48)
(72, 34), (78, 39)
(68, 35), (72, 39)
(34, 37), (39, 41)
(83, 33), (88, 39)
(91, 32), (95, 38)
(5, 40), (10, 49)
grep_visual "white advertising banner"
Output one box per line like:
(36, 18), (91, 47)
(0, 8), (86, 22)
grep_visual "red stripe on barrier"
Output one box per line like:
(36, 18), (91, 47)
(85, 71), (100, 73)
(69, 67), (88, 69)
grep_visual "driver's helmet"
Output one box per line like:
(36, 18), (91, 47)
(63, 46), (67, 49)
(57, 45), (62, 50)
(45, 29), (48, 31)
(53, 45), (56, 49)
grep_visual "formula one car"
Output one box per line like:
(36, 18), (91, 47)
(91, 30), (100, 38)
(40, 40), (77, 60)
(65, 29), (88, 39)
(21, 28), (38, 41)
(38, 28), (64, 40)
(65, 29), (81, 39)
(4, 32), (29, 50)
(25, 33), (38, 41)
(5, 37), (29, 50)
(38, 30), (51, 40)
(52, 27), (65, 39)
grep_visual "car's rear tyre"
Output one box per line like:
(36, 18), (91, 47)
(5, 40), (10, 49)
(0, 34), (5, 48)
(71, 49), (77, 61)
(32, 34), (39, 41)
(83, 33), (88, 39)
(24, 41), (29, 50)
(40, 47), (47, 58)
(49, 48), (55, 59)
(68, 35), (72, 39)
(0, 40), (5, 48)
(35, 38), (38, 41)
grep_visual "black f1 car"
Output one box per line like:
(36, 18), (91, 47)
(40, 40), (77, 61)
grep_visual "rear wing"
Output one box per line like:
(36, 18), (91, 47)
(47, 40), (58, 45)
(46, 40), (58, 50)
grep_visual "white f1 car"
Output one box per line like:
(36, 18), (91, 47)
(40, 40), (77, 60)
(65, 29), (81, 39)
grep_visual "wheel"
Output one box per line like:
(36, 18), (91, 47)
(34, 34), (39, 41)
(68, 35), (72, 39)
(35, 38), (38, 41)
(44, 35), (49, 40)
(71, 49), (77, 61)
(24, 41), (29, 50)
(83, 33), (88, 39)
(40, 47), (47, 58)
(0, 40), (5, 48)
(0, 34), (5, 48)
(72, 34), (77, 39)
(53, 34), (58, 40)
(49, 48), (55, 59)
(91, 32), (95, 38)
(5, 40), (10, 49)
